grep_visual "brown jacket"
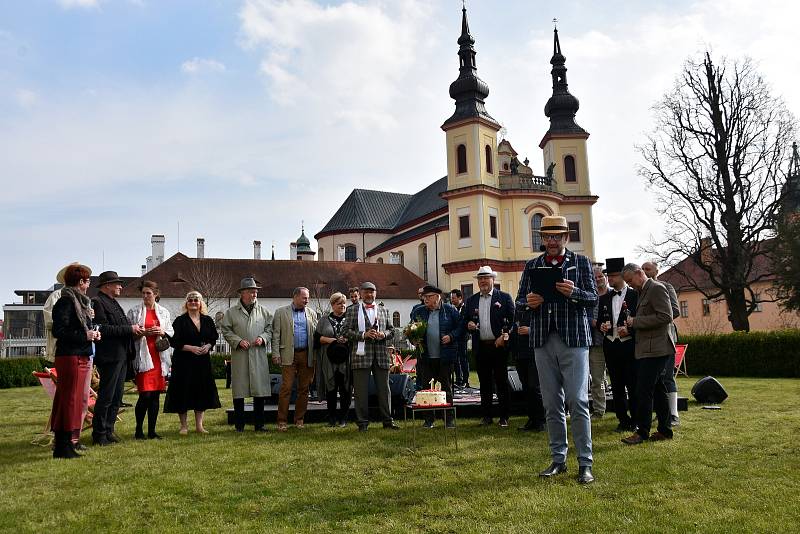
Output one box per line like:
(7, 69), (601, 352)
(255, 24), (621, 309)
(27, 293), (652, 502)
(630, 278), (675, 359)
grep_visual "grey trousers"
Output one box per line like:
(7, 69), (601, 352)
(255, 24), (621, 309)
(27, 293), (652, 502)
(352, 362), (392, 425)
(588, 346), (607, 415)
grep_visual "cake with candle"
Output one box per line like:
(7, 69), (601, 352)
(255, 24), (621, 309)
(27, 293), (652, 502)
(414, 380), (448, 406)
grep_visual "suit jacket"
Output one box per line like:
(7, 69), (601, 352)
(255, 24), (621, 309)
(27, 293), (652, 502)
(272, 305), (319, 367)
(596, 286), (639, 340)
(92, 291), (135, 364)
(343, 302), (394, 370)
(464, 289), (515, 353)
(410, 302), (464, 363)
(516, 249), (597, 348)
(630, 278), (675, 359)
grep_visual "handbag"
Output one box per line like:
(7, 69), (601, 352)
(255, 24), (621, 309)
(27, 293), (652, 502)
(154, 335), (171, 352)
(327, 341), (350, 365)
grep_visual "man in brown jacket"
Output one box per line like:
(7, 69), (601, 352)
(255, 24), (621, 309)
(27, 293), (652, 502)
(621, 263), (675, 445)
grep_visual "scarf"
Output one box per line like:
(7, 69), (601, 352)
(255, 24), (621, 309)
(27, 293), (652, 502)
(61, 286), (92, 333)
(356, 303), (377, 355)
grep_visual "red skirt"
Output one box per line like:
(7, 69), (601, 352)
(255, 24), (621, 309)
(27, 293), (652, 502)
(136, 310), (167, 392)
(50, 355), (91, 432)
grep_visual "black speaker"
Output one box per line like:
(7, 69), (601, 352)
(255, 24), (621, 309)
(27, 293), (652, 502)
(368, 374), (415, 407)
(270, 375), (297, 403)
(691, 376), (728, 404)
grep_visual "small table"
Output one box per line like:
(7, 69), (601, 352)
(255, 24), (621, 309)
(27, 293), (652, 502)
(404, 403), (457, 450)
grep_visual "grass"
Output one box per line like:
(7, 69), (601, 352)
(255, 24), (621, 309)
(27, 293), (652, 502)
(0, 376), (799, 533)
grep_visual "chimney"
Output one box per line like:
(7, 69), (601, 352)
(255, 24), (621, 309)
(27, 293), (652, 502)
(254, 240), (262, 260)
(699, 237), (713, 265)
(146, 234), (166, 272)
(197, 238), (205, 259)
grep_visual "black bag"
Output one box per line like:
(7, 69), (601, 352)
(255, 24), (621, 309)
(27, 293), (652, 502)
(327, 341), (350, 365)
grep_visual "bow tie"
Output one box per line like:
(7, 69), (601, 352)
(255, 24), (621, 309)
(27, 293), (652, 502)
(364, 304), (375, 309)
(546, 255), (564, 265)
(609, 289), (622, 297)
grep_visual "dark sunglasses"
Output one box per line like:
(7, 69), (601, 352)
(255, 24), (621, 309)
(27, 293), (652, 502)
(187, 298), (201, 303)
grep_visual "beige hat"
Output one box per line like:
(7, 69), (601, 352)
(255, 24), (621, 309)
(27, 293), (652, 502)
(56, 262), (91, 285)
(474, 265), (498, 278)
(538, 215), (570, 235)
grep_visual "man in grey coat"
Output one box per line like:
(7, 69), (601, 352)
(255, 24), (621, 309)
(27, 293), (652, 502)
(220, 277), (273, 432)
(621, 263), (675, 445)
(343, 282), (399, 432)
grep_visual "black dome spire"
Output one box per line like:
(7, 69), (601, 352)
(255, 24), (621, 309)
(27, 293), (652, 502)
(442, 6), (499, 129)
(544, 27), (586, 136)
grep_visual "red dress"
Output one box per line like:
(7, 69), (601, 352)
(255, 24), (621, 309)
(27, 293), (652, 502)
(136, 308), (167, 392)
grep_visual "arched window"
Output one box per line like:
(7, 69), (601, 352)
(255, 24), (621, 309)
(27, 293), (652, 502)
(456, 144), (467, 174)
(392, 311), (401, 328)
(376, 257), (383, 264)
(564, 155), (577, 182)
(418, 243), (428, 281)
(531, 213), (544, 252)
(344, 244), (357, 262)
(318, 248), (324, 261)
(485, 145), (493, 174)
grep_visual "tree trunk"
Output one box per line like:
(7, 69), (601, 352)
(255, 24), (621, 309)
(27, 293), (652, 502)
(726, 290), (751, 332)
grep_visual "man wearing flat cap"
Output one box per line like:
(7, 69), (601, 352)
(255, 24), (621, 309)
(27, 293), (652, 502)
(92, 270), (144, 446)
(516, 215), (597, 484)
(465, 266), (515, 428)
(220, 277), (273, 432)
(411, 285), (463, 428)
(596, 257), (639, 433)
(344, 282), (399, 431)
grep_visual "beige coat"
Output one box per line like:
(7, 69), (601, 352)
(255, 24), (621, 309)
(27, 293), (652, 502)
(220, 301), (273, 399)
(272, 305), (319, 366)
(630, 278), (676, 359)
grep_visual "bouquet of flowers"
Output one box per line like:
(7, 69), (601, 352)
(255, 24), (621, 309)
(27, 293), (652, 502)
(403, 320), (427, 355)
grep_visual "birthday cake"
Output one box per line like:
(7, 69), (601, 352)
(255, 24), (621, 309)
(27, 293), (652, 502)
(414, 389), (448, 406)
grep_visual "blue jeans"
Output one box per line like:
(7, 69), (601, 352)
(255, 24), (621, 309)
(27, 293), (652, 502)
(535, 332), (593, 467)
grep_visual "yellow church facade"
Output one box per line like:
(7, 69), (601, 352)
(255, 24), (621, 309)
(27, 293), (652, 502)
(315, 8), (597, 298)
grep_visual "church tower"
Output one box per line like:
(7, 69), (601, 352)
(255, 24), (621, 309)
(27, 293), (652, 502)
(539, 27), (592, 197)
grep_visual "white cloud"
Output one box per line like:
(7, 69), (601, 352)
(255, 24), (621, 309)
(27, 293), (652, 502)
(181, 57), (227, 74)
(14, 88), (38, 108)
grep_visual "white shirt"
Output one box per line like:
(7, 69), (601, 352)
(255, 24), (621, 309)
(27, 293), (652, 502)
(478, 290), (495, 341)
(607, 285), (631, 342)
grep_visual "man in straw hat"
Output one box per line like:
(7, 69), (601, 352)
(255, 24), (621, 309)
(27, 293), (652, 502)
(516, 215), (598, 484)
(220, 277), (273, 432)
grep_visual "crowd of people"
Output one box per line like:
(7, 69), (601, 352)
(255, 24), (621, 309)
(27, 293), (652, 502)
(45, 215), (681, 485)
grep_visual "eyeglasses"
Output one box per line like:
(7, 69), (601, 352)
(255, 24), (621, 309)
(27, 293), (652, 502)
(80, 278), (91, 284)
(187, 298), (200, 303)
(544, 234), (566, 242)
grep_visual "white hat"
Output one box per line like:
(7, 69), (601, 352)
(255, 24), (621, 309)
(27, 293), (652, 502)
(474, 265), (497, 278)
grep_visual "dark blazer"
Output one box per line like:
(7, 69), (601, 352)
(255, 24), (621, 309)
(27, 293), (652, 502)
(169, 313), (219, 353)
(630, 278), (675, 359)
(516, 249), (597, 348)
(596, 286), (639, 337)
(464, 288), (515, 349)
(92, 291), (135, 364)
(410, 302), (464, 363)
(52, 296), (93, 357)
(510, 306), (534, 361)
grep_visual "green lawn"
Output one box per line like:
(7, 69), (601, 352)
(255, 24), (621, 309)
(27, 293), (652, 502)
(0, 376), (798, 533)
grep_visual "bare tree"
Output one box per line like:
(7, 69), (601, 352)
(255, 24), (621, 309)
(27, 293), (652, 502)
(183, 260), (235, 315)
(639, 51), (796, 331)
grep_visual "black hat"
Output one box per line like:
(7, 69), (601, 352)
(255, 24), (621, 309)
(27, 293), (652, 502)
(421, 285), (442, 295)
(96, 271), (123, 287)
(603, 258), (625, 275)
(360, 282), (377, 290)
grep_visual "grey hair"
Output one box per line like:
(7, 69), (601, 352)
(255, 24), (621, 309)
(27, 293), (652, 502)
(622, 263), (642, 276)
(292, 286), (310, 297)
(329, 292), (346, 306)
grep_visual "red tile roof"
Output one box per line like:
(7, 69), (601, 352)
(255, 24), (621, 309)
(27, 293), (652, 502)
(119, 253), (426, 299)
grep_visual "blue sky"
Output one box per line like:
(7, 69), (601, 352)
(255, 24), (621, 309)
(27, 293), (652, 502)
(1, 0), (799, 301)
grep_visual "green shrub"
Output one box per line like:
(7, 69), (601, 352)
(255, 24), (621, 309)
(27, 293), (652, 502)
(0, 357), (47, 389)
(678, 329), (800, 378)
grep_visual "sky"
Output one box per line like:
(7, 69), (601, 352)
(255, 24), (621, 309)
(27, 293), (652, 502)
(1, 0), (799, 303)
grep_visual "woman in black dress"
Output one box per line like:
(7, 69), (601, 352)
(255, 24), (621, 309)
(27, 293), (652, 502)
(164, 291), (221, 434)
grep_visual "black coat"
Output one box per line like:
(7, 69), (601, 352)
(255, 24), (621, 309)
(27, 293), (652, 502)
(52, 295), (93, 357)
(92, 291), (135, 364)
(510, 306), (534, 361)
(464, 289), (515, 348)
(596, 287), (639, 336)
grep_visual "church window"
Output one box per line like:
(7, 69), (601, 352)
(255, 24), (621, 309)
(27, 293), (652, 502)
(568, 221), (581, 242)
(485, 145), (493, 173)
(392, 311), (401, 327)
(419, 243), (429, 281)
(564, 155), (577, 182)
(489, 215), (498, 239)
(390, 251), (404, 265)
(531, 213), (544, 252)
(461, 284), (474, 300)
(344, 244), (357, 262)
(459, 215), (470, 239)
(376, 257), (383, 263)
(456, 144), (467, 174)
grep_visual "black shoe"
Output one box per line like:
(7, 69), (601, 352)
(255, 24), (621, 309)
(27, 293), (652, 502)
(120, 401), (133, 408)
(383, 421), (400, 430)
(134, 431), (146, 440)
(92, 435), (111, 446)
(254, 426), (268, 433)
(107, 433), (121, 444)
(519, 420), (546, 432)
(422, 420), (434, 429)
(147, 433), (163, 440)
(72, 442), (88, 452)
(479, 417), (493, 426)
(53, 446), (80, 459)
(577, 466), (594, 484)
(358, 424), (369, 432)
(539, 462), (567, 478)
(498, 418), (509, 428)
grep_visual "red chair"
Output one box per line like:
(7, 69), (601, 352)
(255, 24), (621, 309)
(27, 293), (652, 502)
(401, 356), (417, 375)
(674, 344), (688, 377)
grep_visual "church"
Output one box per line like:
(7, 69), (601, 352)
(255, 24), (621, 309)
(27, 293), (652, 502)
(315, 7), (598, 298)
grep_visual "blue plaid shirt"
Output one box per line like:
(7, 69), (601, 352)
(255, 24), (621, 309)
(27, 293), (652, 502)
(515, 249), (597, 348)
(292, 307), (308, 350)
